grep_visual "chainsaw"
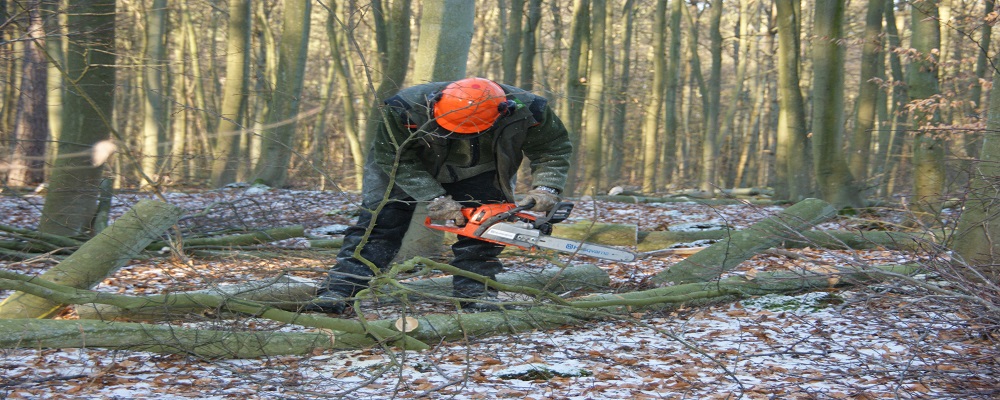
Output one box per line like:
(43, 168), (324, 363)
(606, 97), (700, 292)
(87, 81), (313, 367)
(424, 202), (636, 262)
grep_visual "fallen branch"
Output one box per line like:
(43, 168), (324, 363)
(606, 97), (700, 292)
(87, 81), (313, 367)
(74, 264), (609, 320)
(651, 198), (838, 285)
(0, 200), (184, 319)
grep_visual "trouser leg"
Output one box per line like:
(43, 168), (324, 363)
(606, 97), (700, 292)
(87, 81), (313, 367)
(319, 199), (415, 297)
(441, 172), (509, 299)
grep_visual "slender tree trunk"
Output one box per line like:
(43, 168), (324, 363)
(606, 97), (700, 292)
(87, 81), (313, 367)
(211, 0), (251, 187)
(966, 0), (994, 159)
(660, 0), (683, 190)
(141, 0), (168, 180)
(641, 0), (667, 193)
(8, 0), (49, 187)
(700, 0), (723, 195)
(849, 0), (886, 188)
(580, 0), (607, 194)
(501, 0), (523, 85)
(362, 0), (411, 150)
(607, 0), (635, 185)
(774, 0), (811, 202)
(326, 3), (364, 191)
(38, 0), (117, 237)
(561, 0), (589, 196)
(810, 0), (862, 209)
(253, 0), (312, 187)
(519, 0), (542, 90)
(908, 0), (945, 223)
(880, 0), (909, 198)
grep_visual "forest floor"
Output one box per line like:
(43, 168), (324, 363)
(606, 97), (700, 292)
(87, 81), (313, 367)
(0, 186), (997, 399)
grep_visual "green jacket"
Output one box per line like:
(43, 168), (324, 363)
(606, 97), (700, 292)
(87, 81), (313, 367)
(369, 81), (573, 202)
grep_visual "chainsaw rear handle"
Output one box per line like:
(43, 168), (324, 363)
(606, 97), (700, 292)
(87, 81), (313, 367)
(472, 203), (532, 237)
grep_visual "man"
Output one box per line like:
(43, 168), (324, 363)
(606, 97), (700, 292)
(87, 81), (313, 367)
(307, 77), (572, 313)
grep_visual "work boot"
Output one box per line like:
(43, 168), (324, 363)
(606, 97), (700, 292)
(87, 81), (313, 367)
(302, 290), (349, 314)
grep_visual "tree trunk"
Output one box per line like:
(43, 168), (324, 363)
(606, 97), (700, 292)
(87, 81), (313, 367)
(606, 0), (635, 185)
(362, 0), (412, 149)
(879, 0), (909, 198)
(561, 0), (590, 196)
(7, 0), (49, 187)
(519, 0), (542, 90)
(660, 0), (683, 190)
(0, 319), (373, 359)
(253, 0), (311, 187)
(324, 3), (364, 191)
(952, 64), (1000, 280)
(641, 0), (667, 193)
(0, 200), (183, 319)
(908, 0), (945, 224)
(412, 0), (475, 83)
(965, 0), (994, 159)
(651, 198), (837, 285)
(210, 0), (251, 187)
(810, 0), (863, 210)
(699, 0), (723, 196)
(774, 0), (812, 202)
(75, 264), (609, 320)
(500, 0), (523, 85)
(849, 0), (886, 188)
(580, 0), (607, 194)
(38, 0), (117, 238)
(141, 0), (168, 180)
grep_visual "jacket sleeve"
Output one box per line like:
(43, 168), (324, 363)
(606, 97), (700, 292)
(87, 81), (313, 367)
(369, 106), (447, 201)
(520, 101), (573, 193)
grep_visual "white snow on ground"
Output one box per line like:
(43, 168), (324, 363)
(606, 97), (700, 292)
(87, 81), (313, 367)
(0, 188), (995, 399)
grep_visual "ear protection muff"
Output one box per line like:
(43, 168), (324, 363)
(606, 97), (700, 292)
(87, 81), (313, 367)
(497, 99), (517, 118)
(426, 91), (444, 110)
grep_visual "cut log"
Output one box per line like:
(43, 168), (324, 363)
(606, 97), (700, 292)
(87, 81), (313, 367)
(0, 200), (184, 319)
(74, 264), (610, 320)
(0, 319), (373, 358)
(550, 223), (638, 246)
(146, 225), (306, 251)
(638, 229), (933, 252)
(368, 264), (922, 343)
(650, 198), (838, 285)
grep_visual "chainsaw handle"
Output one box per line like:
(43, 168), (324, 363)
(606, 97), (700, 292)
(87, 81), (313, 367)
(472, 203), (533, 237)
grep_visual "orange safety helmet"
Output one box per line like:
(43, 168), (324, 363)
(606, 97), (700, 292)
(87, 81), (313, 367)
(432, 77), (507, 134)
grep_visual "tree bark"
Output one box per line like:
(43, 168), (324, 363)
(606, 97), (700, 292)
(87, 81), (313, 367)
(0, 319), (372, 359)
(773, 0), (812, 202)
(38, 0), (117, 237)
(210, 0), (251, 187)
(810, 0), (863, 209)
(580, 0), (607, 194)
(0, 200), (183, 319)
(8, 0), (49, 187)
(74, 264), (609, 320)
(641, 0), (667, 194)
(651, 198), (837, 285)
(908, 0), (945, 224)
(849, 0), (886, 187)
(253, 0), (311, 187)
(952, 65), (1000, 279)
(141, 0), (168, 179)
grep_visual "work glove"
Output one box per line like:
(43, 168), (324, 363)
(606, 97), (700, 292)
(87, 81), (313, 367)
(517, 186), (560, 211)
(427, 195), (466, 225)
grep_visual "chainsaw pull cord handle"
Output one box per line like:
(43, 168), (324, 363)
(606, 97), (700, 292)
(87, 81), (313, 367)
(472, 202), (534, 237)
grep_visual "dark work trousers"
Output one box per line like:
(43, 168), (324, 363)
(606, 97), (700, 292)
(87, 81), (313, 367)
(319, 171), (508, 300)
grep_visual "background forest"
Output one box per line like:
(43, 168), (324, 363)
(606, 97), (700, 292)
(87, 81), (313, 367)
(0, 0), (994, 206)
